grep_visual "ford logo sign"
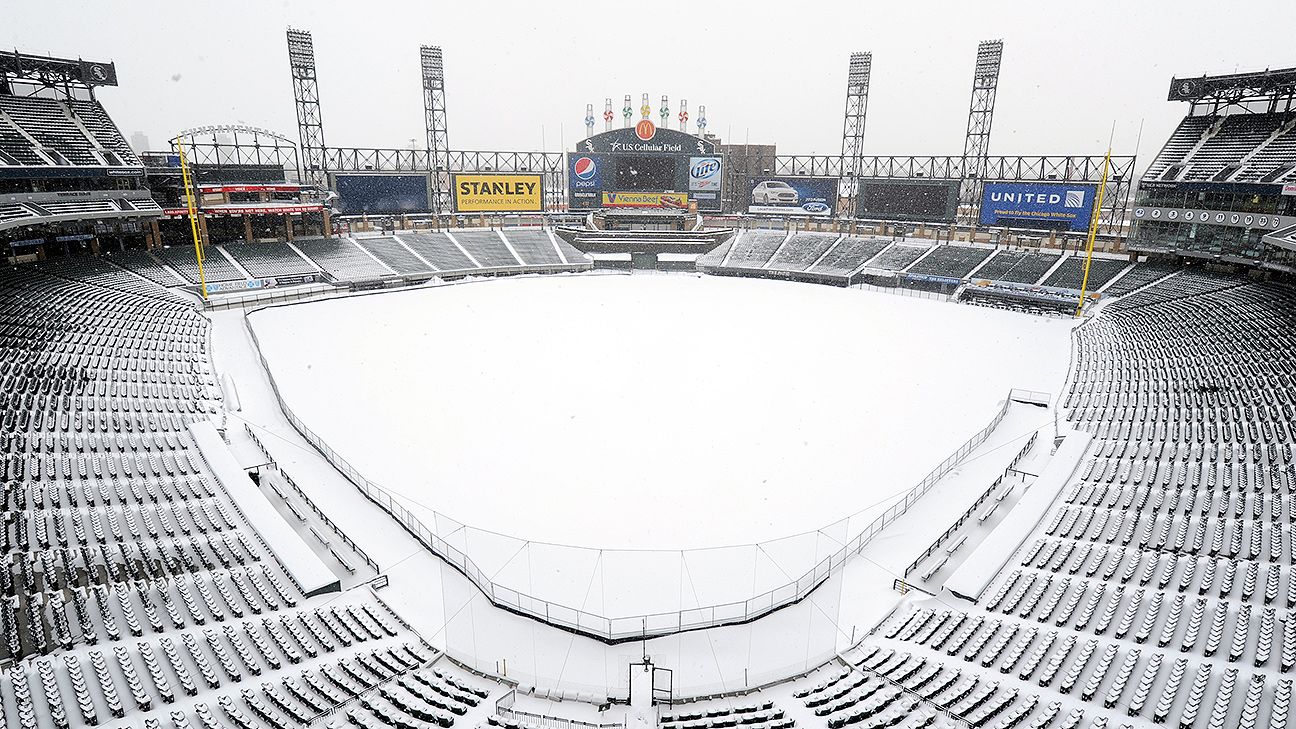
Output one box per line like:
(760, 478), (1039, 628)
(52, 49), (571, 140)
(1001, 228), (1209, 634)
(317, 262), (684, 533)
(801, 202), (830, 213)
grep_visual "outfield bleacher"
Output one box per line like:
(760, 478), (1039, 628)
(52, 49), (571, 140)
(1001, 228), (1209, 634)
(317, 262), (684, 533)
(1041, 257), (1129, 291)
(222, 241), (320, 279)
(154, 244), (249, 284)
(724, 230), (788, 268)
(904, 245), (994, 280)
(766, 233), (841, 272)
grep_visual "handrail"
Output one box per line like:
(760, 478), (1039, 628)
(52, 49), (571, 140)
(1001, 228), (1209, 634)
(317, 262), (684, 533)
(244, 422), (383, 574)
(495, 690), (626, 729)
(902, 429), (1039, 577)
(242, 294), (1025, 643)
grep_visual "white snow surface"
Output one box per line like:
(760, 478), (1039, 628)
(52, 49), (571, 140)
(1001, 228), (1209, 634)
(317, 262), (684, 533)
(250, 274), (1072, 551)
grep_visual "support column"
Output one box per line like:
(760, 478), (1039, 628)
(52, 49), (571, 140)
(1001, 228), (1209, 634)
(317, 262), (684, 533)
(322, 209), (332, 238)
(243, 216), (254, 242)
(286, 216), (295, 241)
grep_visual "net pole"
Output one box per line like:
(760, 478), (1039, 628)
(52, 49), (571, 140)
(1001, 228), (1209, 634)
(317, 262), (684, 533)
(1075, 147), (1111, 317)
(177, 141), (208, 300)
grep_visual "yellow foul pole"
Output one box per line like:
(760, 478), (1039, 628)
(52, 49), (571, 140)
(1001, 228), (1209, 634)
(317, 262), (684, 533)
(176, 142), (209, 300)
(1075, 148), (1112, 318)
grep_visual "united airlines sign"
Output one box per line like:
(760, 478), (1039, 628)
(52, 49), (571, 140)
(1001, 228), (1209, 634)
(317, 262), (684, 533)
(979, 182), (1098, 232)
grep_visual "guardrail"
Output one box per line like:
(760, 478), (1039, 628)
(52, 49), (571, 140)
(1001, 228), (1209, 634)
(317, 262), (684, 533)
(902, 429), (1039, 577)
(242, 423), (381, 574)
(495, 690), (625, 729)
(242, 296), (1024, 643)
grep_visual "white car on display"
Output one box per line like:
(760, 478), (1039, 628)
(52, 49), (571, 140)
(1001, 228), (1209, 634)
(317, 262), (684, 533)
(751, 180), (799, 206)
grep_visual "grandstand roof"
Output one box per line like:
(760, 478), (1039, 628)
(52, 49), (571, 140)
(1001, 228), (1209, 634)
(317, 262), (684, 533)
(0, 49), (118, 90)
(1168, 66), (1296, 103)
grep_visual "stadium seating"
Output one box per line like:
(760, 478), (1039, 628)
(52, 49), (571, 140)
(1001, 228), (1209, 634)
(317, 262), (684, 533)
(105, 249), (187, 288)
(5, 193), (1295, 729)
(808, 236), (891, 276)
(0, 114), (45, 165)
(450, 230), (523, 268)
(1183, 115), (1283, 181)
(766, 233), (841, 272)
(724, 230), (789, 269)
(972, 250), (1061, 285)
(904, 245), (994, 280)
(1144, 112), (1296, 182)
(221, 242), (320, 279)
(355, 236), (434, 275)
(504, 229), (566, 266)
(1098, 263), (1178, 298)
(153, 244), (249, 284)
(294, 237), (394, 281)
(0, 263), (514, 728)
(866, 243), (931, 272)
(66, 99), (141, 165)
(1040, 257), (1129, 291)
(1235, 122), (1296, 182)
(1143, 116), (1216, 180)
(0, 96), (99, 165)
(401, 232), (480, 271)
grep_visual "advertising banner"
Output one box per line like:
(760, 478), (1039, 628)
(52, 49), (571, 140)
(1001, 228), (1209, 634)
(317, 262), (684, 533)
(979, 182), (1097, 232)
(452, 173), (544, 212)
(688, 157), (722, 192)
(747, 177), (837, 217)
(601, 192), (688, 209)
(568, 154), (606, 210)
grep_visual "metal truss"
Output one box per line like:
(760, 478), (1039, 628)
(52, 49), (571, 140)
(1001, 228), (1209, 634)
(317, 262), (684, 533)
(170, 125), (300, 182)
(0, 50), (117, 97)
(961, 40), (1004, 220)
(286, 29), (327, 188)
(840, 52), (873, 215)
(766, 154), (1134, 233)
(323, 148), (567, 210)
(421, 46), (451, 213)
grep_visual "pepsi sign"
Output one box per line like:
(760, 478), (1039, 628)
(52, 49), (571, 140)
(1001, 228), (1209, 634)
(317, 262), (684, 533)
(688, 157), (721, 191)
(573, 156), (597, 181)
(568, 153), (606, 209)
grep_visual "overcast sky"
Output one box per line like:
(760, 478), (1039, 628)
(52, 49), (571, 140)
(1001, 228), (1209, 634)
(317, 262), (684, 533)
(5, 0), (1292, 166)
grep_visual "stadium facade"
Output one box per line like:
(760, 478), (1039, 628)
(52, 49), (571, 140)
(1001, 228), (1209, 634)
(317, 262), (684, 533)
(1129, 67), (1296, 273)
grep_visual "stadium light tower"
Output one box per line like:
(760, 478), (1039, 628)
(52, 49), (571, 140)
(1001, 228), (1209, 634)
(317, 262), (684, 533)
(420, 45), (451, 214)
(286, 29), (327, 188)
(840, 52), (873, 220)
(961, 40), (1004, 223)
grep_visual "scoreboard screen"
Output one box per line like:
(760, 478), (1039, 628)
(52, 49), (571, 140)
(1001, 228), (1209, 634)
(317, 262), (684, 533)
(615, 157), (678, 191)
(856, 179), (959, 223)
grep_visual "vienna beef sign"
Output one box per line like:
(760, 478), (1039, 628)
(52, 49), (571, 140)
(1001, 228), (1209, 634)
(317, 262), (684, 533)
(452, 173), (544, 212)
